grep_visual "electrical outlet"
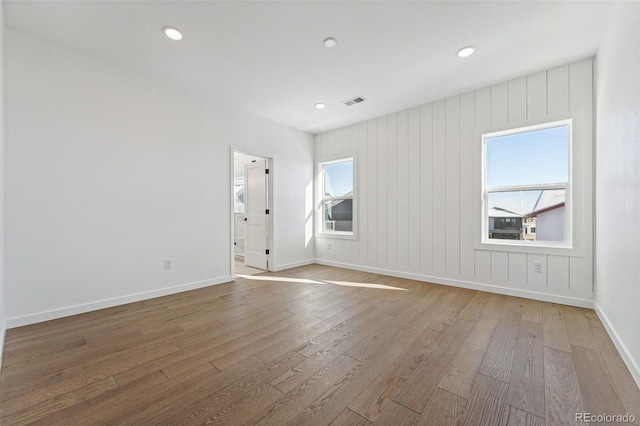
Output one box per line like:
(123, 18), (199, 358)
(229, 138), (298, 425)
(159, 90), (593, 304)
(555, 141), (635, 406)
(164, 259), (173, 270)
(533, 261), (543, 273)
(327, 242), (332, 250)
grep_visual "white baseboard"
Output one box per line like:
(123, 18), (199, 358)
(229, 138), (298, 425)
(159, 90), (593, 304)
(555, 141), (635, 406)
(6, 275), (233, 329)
(271, 259), (316, 272)
(594, 302), (640, 389)
(315, 259), (594, 309)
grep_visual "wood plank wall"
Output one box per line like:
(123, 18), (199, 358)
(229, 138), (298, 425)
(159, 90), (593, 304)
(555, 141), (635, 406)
(315, 58), (594, 306)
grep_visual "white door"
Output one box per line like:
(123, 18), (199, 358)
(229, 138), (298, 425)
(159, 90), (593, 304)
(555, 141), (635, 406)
(244, 160), (268, 270)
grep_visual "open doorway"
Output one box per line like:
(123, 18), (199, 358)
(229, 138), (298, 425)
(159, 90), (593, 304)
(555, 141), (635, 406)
(232, 151), (272, 277)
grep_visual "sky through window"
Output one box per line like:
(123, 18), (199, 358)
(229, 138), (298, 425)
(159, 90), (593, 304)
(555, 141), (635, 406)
(486, 125), (569, 214)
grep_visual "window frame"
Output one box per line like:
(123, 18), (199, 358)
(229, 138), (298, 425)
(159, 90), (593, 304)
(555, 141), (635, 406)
(475, 116), (582, 255)
(316, 155), (356, 240)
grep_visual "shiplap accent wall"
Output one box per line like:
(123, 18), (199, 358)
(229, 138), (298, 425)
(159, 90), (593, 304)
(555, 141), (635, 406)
(315, 58), (594, 307)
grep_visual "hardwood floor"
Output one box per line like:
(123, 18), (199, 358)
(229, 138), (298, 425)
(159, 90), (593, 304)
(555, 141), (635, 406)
(1, 265), (638, 425)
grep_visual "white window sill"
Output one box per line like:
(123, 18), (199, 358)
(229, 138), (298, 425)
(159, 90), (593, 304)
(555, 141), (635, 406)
(475, 240), (582, 257)
(317, 232), (357, 241)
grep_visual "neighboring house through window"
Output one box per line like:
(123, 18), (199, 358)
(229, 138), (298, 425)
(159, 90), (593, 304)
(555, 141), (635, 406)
(488, 208), (524, 240)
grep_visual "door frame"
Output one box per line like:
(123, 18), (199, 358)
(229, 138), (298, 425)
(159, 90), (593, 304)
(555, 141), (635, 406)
(230, 147), (274, 277)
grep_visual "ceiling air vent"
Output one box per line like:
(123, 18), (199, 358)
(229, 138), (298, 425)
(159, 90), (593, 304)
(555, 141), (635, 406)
(343, 96), (366, 107)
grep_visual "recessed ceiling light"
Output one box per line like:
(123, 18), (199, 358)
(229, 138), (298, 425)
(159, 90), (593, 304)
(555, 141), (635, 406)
(162, 26), (183, 41)
(323, 37), (337, 48)
(315, 103), (326, 109)
(457, 46), (475, 58)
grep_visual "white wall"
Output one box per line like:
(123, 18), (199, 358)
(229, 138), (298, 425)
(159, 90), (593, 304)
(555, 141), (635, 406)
(315, 58), (594, 307)
(4, 29), (314, 327)
(595, 2), (640, 386)
(0, 0), (6, 366)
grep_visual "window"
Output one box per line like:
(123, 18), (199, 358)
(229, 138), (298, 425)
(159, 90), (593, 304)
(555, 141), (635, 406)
(234, 177), (245, 213)
(318, 157), (354, 236)
(481, 120), (571, 247)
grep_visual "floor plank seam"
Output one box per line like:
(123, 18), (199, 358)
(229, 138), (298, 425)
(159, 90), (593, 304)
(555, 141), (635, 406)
(478, 371), (510, 385)
(389, 397), (423, 415)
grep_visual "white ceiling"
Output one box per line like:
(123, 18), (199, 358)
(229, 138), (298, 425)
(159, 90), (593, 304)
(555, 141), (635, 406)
(4, 1), (615, 134)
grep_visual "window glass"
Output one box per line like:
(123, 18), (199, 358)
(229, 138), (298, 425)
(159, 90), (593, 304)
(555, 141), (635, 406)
(487, 190), (541, 216)
(482, 121), (570, 246)
(234, 177), (245, 213)
(485, 125), (569, 187)
(324, 200), (353, 233)
(324, 161), (353, 197)
(487, 189), (566, 242)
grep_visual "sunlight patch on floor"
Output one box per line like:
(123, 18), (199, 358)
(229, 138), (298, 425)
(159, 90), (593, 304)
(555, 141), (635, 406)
(235, 274), (408, 291)
(323, 280), (408, 290)
(236, 275), (317, 284)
